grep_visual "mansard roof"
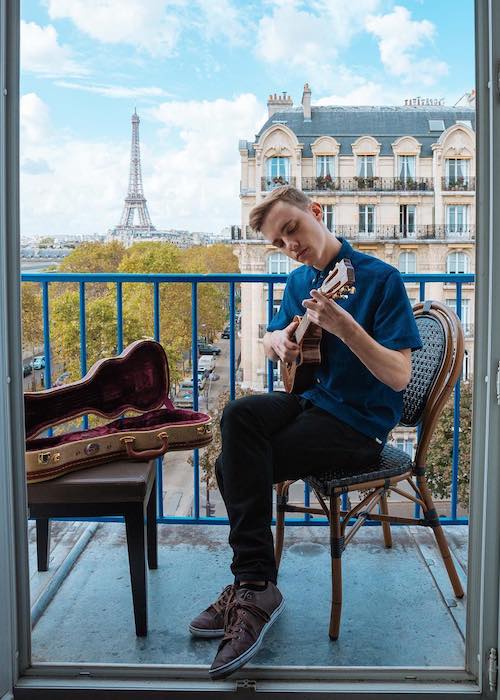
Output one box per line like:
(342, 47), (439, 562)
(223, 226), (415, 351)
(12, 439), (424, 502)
(243, 106), (475, 158)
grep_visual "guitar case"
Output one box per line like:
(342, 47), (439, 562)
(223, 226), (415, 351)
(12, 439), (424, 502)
(24, 340), (213, 483)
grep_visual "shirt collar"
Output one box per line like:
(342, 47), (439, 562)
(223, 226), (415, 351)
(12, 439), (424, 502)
(311, 238), (354, 284)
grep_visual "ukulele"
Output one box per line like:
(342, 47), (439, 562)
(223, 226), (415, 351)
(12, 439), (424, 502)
(281, 258), (356, 393)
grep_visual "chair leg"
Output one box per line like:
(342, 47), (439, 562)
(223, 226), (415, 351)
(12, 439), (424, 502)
(329, 494), (343, 641)
(419, 476), (464, 598)
(36, 518), (50, 572)
(146, 479), (158, 570)
(380, 492), (392, 548)
(274, 481), (290, 573)
(125, 505), (148, 636)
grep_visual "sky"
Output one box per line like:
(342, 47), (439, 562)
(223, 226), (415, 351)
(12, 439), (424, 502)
(20, 0), (475, 237)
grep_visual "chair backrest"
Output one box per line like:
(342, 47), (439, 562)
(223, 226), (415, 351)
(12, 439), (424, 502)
(400, 301), (464, 466)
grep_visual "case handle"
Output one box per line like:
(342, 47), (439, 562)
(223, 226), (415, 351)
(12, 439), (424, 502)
(120, 432), (169, 460)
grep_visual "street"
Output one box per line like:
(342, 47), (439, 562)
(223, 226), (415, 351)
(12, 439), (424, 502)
(161, 334), (239, 517)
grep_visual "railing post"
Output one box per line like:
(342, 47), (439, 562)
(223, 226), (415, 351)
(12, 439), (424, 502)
(116, 281), (123, 353)
(191, 282), (200, 520)
(79, 281), (88, 429)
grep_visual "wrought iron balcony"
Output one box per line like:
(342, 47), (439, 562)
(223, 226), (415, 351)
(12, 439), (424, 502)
(333, 224), (475, 240)
(302, 176), (434, 193)
(441, 177), (476, 191)
(260, 176), (296, 191)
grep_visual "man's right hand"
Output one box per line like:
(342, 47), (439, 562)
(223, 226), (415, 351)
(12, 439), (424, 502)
(271, 319), (300, 363)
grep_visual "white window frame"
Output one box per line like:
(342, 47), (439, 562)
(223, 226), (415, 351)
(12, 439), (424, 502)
(359, 204), (375, 234)
(447, 205), (470, 235)
(266, 156), (290, 188)
(398, 155), (416, 180)
(398, 251), (416, 274)
(3, 2), (500, 698)
(446, 158), (470, 185)
(399, 204), (416, 236)
(447, 251), (470, 274)
(322, 204), (335, 233)
(268, 252), (291, 274)
(357, 155), (375, 177)
(316, 155), (335, 177)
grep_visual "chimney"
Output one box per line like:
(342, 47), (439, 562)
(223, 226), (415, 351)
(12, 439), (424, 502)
(267, 91), (293, 118)
(302, 82), (311, 121)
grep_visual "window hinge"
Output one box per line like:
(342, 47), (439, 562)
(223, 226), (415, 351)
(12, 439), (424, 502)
(236, 679), (257, 693)
(496, 362), (500, 405)
(488, 647), (497, 691)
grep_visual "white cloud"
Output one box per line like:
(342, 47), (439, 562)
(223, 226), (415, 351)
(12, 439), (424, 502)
(20, 92), (266, 236)
(21, 20), (87, 77)
(365, 5), (448, 85)
(195, 0), (246, 45)
(146, 94), (266, 230)
(20, 93), (51, 144)
(255, 0), (380, 89)
(55, 81), (171, 99)
(45, 0), (182, 57)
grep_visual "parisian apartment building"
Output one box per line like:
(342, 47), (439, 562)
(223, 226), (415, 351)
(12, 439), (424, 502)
(234, 83), (475, 451)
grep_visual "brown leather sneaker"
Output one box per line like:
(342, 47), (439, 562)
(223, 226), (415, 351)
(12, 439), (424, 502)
(189, 584), (236, 638)
(209, 582), (284, 680)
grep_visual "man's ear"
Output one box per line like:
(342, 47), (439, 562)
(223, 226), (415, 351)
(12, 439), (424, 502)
(310, 201), (323, 220)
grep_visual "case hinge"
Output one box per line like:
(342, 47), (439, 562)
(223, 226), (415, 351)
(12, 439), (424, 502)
(488, 647), (497, 691)
(236, 679), (257, 693)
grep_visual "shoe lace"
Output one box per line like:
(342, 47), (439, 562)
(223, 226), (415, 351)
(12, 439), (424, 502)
(210, 584), (235, 615)
(222, 593), (270, 642)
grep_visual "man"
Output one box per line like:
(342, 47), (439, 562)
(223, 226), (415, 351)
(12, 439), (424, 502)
(189, 185), (422, 680)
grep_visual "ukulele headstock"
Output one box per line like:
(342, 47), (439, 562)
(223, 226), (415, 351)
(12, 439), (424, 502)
(320, 258), (356, 300)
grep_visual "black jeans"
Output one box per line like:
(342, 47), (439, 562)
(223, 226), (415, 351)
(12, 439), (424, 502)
(215, 392), (383, 584)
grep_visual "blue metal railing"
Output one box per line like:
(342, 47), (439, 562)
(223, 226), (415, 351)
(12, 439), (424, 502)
(22, 271), (474, 526)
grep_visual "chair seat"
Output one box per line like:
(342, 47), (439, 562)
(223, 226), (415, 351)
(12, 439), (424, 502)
(306, 444), (413, 495)
(27, 459), (156, 505)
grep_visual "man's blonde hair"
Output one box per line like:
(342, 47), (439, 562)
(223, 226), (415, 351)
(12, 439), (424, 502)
(249, 185), (312, 234)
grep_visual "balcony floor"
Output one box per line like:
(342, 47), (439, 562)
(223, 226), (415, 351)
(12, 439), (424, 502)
(30, 521), (468, 670)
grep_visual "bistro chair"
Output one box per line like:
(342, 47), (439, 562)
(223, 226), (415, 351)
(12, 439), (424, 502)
(274, 300), (465, 640)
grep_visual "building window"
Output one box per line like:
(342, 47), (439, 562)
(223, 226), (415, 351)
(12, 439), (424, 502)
(359, 205), (375, 234)
(357, 155), (374, 177)
(400, 205), (416, 236)
(266, 156), (290, 188)
(316, 155), (335, 177)
(398, 155), (416, 181)
(447, 205), (469, 235)
(447, 251), (470, 274)
(398, 251), (416, 274)
(268, 252), (291, 274)
(445, 298), (471, 334)
(322, 205), (335, 232)
(446, 158), (470, 186)
(395, 438), (415, 458)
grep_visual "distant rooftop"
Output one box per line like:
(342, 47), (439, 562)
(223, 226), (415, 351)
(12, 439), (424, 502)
(243, 104), (476, 158)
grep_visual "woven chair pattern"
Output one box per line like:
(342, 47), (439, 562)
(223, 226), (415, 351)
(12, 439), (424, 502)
(400, 316), (445, 426)
(305, 313), (447, 496)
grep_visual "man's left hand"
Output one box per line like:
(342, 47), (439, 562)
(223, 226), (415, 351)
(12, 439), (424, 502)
(302, 289), (356, 342)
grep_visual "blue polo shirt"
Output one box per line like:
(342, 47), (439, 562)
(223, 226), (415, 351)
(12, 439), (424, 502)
(267, 238), (422, 444)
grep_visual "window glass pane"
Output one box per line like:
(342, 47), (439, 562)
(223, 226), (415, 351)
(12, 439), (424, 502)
(399, 155), (415, 179)
(358, 155), (374, 177)
(316, 156), (335, 177)
(322, 205), (335, 232)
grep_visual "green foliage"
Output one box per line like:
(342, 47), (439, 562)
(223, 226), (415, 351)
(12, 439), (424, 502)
(59, 240), (127, 273)
(21, 282), (44, 390)
(426, 380), (473, 509)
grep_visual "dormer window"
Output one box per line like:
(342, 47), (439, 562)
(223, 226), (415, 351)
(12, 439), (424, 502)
(316, 155), (335, 177)
(357, 155), (374, 177)
(398, 155), (416, 181)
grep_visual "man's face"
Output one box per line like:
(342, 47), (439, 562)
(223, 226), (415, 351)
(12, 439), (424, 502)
(260, 200), (325, 267)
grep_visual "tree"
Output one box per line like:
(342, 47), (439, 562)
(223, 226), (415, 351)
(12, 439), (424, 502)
(426, 380), (473, 509)
(21, 283), (43, 390)
(59, 241), (127, 273)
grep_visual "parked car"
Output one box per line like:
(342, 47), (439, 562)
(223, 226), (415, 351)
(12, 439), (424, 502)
(32, 355), (45, 370)
(23, 363), (32, 377)
(198, 342), (221, 356)
(54, 371), (70, 387)
(198, 355), (216, 372)
(221, 325), (230, 339)
(176, 383), (194, 408)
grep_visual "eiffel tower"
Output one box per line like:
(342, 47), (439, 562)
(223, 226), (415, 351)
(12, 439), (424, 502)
(113, 109), (156, 236)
